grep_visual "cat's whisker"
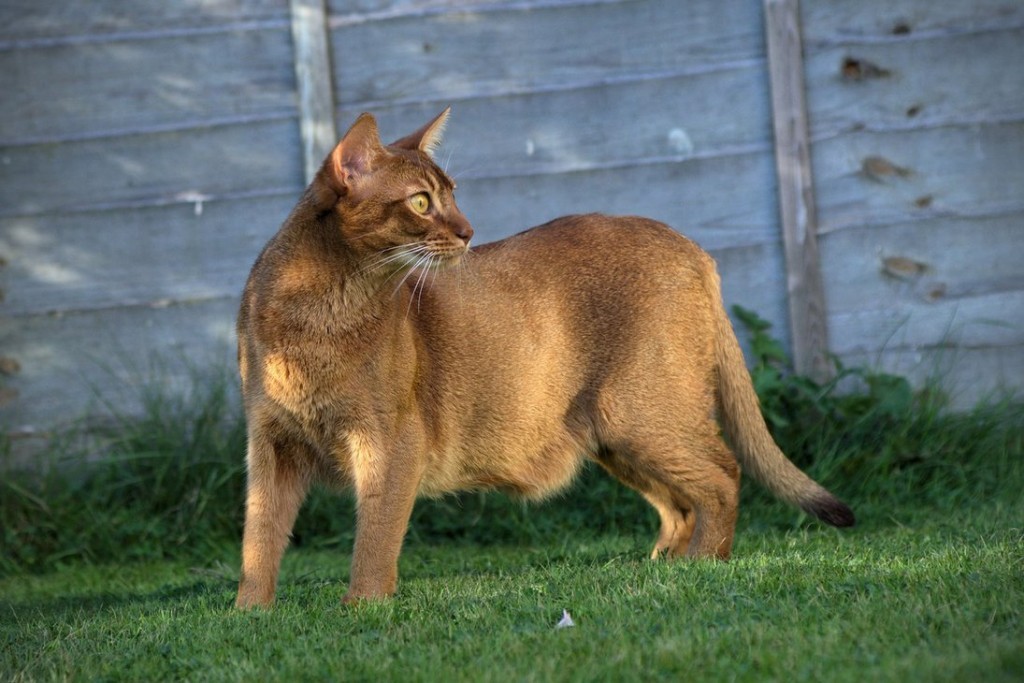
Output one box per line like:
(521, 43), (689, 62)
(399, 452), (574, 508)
(361, 251), (412, 274)
(392, 251), (431, 299)
(401, 253), (434, 318)
(361, 243), (430, 277)
(427, 255), (441, 309)
(391, 270), (412, 298)
(362, 245), (418, 268)
(414, 255), (433, 311)
(381, 242), (427, 253)
(457, 248), (476, 283)
(416, 255), (437, 312)
(377, 255), (434, 295)
(353, 240), (431, 278)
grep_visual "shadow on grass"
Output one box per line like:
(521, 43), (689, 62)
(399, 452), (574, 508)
(0, 579), (235, 621)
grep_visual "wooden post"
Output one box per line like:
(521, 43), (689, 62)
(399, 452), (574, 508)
(290, 0), (337, 184)
(764, 0), (831, 381)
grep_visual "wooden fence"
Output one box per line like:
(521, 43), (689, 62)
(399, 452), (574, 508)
(1, 0), (1022, 456)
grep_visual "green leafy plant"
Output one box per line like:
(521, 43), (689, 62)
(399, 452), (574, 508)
(731, 305), (1021, 514)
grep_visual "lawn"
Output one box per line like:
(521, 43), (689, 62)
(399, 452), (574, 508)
(2, 504), (1021, 682)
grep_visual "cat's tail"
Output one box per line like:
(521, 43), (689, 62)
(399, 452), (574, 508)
(706, 262), (855, 528)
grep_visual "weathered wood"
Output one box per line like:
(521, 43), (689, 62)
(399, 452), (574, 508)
(0, 27), (296, 144)
(453, 150), (778, 251)
(1, 195), (293, 317)
(0, 64), (777, 218)
(330, 0), (765, 106)
(0, 0), (289, 42)
(801, 0), (1024, 403)
(713, 242), (791, 357)
(2, 149), (778, 317)
(327, 0), (632, 23)
(341, 61), (771, 179)
(828, 289), (1024, 355)
(804, 29), (1024, 139)
(839, 344), (1024, 409)
(0, 298), (240, 435)
(812, 121), (1024, 235)
(0, 120), (303, 218)
(800, 0), (1024, 46)
(764, 0), (831, 380)
(819, 212), (1024, 314)
(818, 210), (1024, 363)
(290, 0), (337, 183)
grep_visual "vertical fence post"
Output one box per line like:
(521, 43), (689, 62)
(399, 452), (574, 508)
(290, 0), (337, 185)
(764, 0), (831, 381)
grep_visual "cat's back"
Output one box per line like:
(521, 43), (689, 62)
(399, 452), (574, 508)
(471, 213), (712, 288)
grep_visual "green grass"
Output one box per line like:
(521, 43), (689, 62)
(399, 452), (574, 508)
(1, 311), (1022, 680)
(2, 512), (1021, 681)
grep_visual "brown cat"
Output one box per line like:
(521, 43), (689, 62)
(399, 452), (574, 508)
(234, 109), (854, 608)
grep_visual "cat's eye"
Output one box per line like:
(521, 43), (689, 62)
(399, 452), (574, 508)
(409, 193), (431, 215)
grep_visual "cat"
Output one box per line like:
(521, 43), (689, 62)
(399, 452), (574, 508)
(234, 108), (854, 608)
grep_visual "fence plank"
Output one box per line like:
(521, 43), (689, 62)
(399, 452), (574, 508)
(801, 0), (1024, 46)
(1, 195), (293, 317)
(0, 27), (295, 144)
(819, 212), (1024, 315)
(812, 121), (1024, 235)
(0, 0), (288, 42)
(330, 0), (765, 106)
(0, 298), (239, 437)
(340, 63), (771, 181)
(454, 151), (778, 251)
(805, 28), (1024, 139)
(828, 289), (1024, 355)
(0, 243), (787, 439)
(839, 344), (1024, 410)
(764, 0), (830, 380)
(290, 0), (337, 183)
(0, 120), (302, 218)
(2, 148), (778, 317)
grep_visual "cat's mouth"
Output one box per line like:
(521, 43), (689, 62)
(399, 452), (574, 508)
(420, 249), (466, 270)
(420, 238), (469, 266)
(385, 241), (467, 273)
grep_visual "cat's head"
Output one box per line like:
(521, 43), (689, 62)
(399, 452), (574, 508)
(311, 108), (473, 270)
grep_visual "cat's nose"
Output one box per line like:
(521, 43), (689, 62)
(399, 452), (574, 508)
(451, 218), (474, 243)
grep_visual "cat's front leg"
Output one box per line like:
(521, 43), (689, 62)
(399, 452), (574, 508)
(236, 425), (311, 609)
(344, 434), (425, 603)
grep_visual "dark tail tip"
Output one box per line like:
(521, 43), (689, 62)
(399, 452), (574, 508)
(804, 494), (856, 528)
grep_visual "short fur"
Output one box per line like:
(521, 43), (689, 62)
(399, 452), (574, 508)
(235, 110), (854, 608)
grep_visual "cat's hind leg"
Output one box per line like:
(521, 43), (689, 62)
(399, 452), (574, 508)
(669, 434), (741, 560)
(592, 449), (696, 559)
(641, 490), (695, 559)
(597, 428), (740, 560)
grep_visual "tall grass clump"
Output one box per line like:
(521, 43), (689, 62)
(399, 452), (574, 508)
(1, 369), (247, 574)
(1, 309), (1021, 575)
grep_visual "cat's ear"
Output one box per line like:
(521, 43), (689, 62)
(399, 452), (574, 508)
(316, 113), (386, 203)
(389, 107), (450, 157)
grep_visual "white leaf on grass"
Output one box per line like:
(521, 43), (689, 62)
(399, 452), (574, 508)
(555, 609), (575, 629)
